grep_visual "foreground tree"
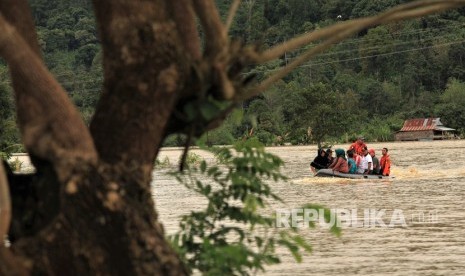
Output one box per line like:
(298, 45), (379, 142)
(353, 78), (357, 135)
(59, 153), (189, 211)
(0, 0), (464, 275)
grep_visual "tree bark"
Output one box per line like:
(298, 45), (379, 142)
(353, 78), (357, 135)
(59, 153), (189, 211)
(11, 165), (187, 275)
(90, 0), (187, 170)
(1, 0), (188, 274)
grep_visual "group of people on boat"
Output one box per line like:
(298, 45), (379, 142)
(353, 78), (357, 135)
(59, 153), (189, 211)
(310, 136), (391, 176)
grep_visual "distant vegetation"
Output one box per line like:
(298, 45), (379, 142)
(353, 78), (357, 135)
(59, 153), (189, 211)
(1, 0), (465, 154)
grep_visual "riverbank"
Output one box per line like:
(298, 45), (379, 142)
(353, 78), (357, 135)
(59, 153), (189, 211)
(6, 153), (34, 173)
(7, 139), (465, 173)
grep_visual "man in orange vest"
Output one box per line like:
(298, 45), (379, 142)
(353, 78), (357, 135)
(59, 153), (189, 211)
(348, 136), (367, 156)
(379, 148), (391, 176)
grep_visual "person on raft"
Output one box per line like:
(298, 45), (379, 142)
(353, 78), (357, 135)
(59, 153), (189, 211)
(310, 148), (330, 173)
(328, 148), (349, 173)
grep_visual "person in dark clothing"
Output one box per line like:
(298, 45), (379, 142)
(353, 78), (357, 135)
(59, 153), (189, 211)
(310, 149), (329, 173)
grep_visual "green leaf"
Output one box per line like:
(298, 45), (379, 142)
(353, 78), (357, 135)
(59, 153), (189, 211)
(169, 142), (339, 274)
(278, 238), (302, 263)
(200, 160), (207, 173)
(199, 101), (220, 121)
(183, 102), (197, 121)
(291, 235), (312, 253)
(204, 184), (211, 195)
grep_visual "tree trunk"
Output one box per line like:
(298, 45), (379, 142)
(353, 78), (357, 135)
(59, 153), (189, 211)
(0, 0), (191, 274)
(9, 165), (187, 275)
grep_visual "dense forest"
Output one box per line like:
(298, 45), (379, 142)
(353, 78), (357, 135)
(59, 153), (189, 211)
(1, 0), (465, 152)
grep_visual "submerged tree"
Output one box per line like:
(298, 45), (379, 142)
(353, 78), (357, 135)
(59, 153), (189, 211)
(0, 0), (464, 275)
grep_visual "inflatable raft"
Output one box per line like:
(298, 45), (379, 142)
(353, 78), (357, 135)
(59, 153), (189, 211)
(314, 169), (392, 179)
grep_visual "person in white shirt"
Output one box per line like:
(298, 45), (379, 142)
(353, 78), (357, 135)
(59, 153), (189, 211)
(357, 147), (372, 174)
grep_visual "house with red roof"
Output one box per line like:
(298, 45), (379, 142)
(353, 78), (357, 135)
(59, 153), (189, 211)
(395, 118), (456, 141)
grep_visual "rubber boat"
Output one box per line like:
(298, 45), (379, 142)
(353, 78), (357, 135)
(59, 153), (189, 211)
(314, 169), (393, 179)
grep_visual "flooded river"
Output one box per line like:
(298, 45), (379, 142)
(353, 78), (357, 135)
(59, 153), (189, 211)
(153, 140), (465, 275)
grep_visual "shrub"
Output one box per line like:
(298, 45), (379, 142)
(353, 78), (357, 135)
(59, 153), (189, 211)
(170, 140), (340, 275)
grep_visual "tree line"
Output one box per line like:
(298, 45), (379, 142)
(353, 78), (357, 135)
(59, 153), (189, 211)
(2, 0), (465, 154)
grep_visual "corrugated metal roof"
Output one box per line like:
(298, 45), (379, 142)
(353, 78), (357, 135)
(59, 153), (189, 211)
(399, 118), (454, 132)
(435, 126), (455, 131)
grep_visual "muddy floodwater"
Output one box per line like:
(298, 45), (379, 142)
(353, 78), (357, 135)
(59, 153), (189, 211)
(153, 140), (465, 275)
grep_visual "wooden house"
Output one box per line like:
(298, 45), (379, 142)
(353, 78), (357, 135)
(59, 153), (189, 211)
(395, 118), (455, 141)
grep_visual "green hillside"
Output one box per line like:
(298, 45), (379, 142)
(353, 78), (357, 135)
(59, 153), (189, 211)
(1, 0), (465, 151)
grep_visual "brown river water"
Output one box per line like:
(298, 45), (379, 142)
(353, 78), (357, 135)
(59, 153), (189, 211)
(154, 140), (465, 275)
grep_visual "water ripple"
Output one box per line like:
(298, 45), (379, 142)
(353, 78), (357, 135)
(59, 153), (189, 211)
(153, 140), (465, 275)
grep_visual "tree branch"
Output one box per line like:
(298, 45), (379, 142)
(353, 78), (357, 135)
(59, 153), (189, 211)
(0, 247), (29, 275)
(257, 0), (465, 63)
(90, 1), (188, 171)
(0, 14), (97, 181)
(0, 162), (10, 243)
(192, 0), (228, 59)
(246, 0), (465, 97)
(0, 0), (41, 57)
(226, 0), (241, 32)
(167, 0), (202, 61)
